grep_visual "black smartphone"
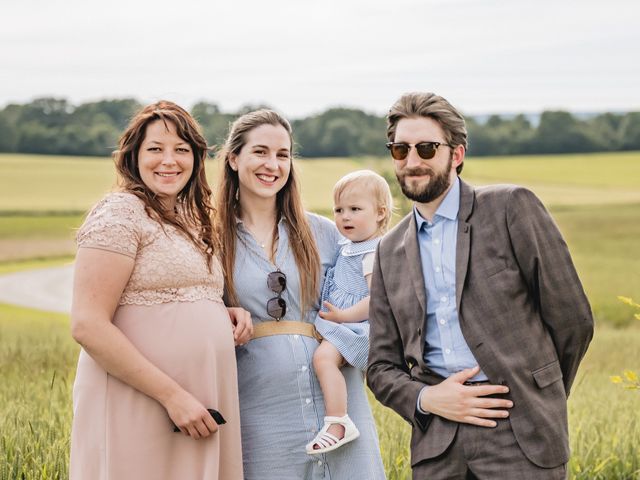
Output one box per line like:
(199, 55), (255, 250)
(173, 408), (227, 432)
(207, 408), (226, 425)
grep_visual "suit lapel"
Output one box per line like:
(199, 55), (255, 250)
(403, 213), (427, 319)
(456, 180), (475, 313)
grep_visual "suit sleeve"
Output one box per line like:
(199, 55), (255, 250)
(366, 246), (429, 430)
(506, 187), (594, 396)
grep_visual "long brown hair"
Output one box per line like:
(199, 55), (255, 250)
(114, 100), (215, 267)
(215, 109), (321, 311)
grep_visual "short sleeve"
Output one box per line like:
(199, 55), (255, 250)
(362, 252), (376, 276)
(307, 212), (341, 262)
(76, 193), (142, 258)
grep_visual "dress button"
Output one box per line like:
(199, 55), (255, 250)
(434, 238), (440, 245)
(439, 319), (446, 325)
(445, 348), (451, 354)
(301, 365), (308, 372)
(305, 398), (311, 404)
(317, 460), (323, 466)
(440, 296), (447, 303)
(435, 266), (441, 273)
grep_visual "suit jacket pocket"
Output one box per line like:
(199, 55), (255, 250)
(483, 260), (507, 279)
(532, 360), (563, 389)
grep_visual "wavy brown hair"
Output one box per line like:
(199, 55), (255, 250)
(215, 109), (321, 311)
(114, 100), (215, 268)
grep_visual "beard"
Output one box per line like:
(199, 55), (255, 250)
(396, 155), (453, 203)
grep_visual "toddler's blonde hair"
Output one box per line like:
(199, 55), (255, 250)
(333, 170), (394, 234)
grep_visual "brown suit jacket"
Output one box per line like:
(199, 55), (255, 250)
(367, 180), (594, 469)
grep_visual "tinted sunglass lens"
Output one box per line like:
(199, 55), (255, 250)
(267, 297), (287, 319)
(416, 143), (437, 159)
(391, 144), (409, 160)
(267, 272), (286, 293)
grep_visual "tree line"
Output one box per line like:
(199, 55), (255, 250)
(0, 97), (638, 158)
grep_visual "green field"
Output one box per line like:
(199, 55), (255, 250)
(1, 152), (639, 479)
(1, 152), (639, 326)
(4, 151), (639, 212)
(1, 303), (638, 480)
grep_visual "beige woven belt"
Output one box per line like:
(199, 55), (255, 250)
(252, 320), (323, 342)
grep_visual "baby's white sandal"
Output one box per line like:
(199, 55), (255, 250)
(305, 414), (360, 455)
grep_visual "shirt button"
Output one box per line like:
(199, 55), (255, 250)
(317, 460), (323, 466)
(293, 334), (300, 340)
(439, 319), (446, 325)
(440, 296), (447, 303)
(434, 238), (440, 245)
(305, 398), (311, 404)
(445, 348), (451, 354)
(435, 266), (441, 273)
(301, 365), (308, 372)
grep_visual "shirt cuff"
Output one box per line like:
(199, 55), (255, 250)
(416, 386), (431, 415)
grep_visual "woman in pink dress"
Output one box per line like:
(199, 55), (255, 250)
(70, 101), (251, 479)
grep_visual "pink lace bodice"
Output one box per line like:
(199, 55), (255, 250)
(77, 192), (224, 306)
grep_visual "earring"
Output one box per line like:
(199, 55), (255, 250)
(235, 189), (239, 202)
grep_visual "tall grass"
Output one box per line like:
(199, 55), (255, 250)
(1, 304), (638, 479)
(0, 305), (76, 480)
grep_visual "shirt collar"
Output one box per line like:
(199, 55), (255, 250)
(413, 177), (460, 229)
(340, 237), (381, 256)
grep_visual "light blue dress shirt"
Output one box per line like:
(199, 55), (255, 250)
(414, 177), (488, 382)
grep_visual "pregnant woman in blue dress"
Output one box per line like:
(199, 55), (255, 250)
(214, 109), (385, 479)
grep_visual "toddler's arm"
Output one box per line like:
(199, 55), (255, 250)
(319, 296), (370, 323)
(319, 255), (375, 323)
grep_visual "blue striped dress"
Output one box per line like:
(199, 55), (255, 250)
(232, 213), (386, 480)
(315, 238), (380, 371)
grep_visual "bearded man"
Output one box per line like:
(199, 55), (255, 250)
(366, 92), (593, 480)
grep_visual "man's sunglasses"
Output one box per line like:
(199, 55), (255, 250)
(266, 270), (287, 320)
(386, 141), (453, 161)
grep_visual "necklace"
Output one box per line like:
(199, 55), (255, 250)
(244, 224), (273, 249)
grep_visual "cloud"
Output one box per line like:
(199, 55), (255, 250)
(2, 0), (639, 116)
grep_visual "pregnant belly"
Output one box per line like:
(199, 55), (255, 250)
(113, 300), (235, 382)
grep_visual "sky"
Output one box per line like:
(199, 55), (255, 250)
(2, 0), (639, 118)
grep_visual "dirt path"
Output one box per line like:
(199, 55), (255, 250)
(0, 238), (75, 262)
(0, 264), (73, 314)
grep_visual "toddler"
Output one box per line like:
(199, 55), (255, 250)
(306, 170), (393, 455)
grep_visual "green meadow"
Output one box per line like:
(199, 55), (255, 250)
(1, 304), (638, 480)
(2, 151), (639, 325)
(1, 151), (640, 479)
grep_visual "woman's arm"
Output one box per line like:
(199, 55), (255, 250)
(71, 248), (218, 439)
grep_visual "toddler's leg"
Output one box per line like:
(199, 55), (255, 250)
(313, 340), (347, 441)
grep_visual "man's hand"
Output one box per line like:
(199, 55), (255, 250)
(227, 307), (253, 346)
(419, 366), (513, 427)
